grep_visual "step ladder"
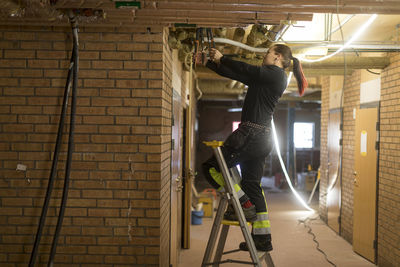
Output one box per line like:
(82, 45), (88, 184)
(202, 141), (275, 267)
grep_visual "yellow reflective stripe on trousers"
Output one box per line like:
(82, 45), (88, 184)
(209, 167), (225, 187)
(261, 184), (269, 210)
(234, 184), (245, 198)
(252, 212), (271, 235)
(210, 167), (244, 197)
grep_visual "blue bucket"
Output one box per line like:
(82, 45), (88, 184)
(191, 210), (204, 225)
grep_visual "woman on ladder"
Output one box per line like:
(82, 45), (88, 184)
(202, 44), (308, 251)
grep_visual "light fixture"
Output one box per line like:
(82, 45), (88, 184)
(300, 14), (378, 63)
(227, 108), (242, 112)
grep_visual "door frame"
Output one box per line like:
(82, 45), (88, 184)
(170, 89), (183, 266)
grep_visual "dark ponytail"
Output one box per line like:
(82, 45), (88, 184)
(291, 56), (308, 96)
(272, 44), (308, 96)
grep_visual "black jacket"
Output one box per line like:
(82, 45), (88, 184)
(206, 56), (287, 126)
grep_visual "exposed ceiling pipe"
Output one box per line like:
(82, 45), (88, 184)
(0, 0), (60, 20)
(327, 14), (356, 39)
(211, 37), (400, 53)
(265, 23), (291, 45)
(228, 28), (246, 89)
(0, 1), (20, 17)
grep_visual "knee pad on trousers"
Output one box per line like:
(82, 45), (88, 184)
(202, 162), (221, 190)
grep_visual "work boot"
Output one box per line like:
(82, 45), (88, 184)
(239, 234), (273, 252)
(223, 204), (257, 222)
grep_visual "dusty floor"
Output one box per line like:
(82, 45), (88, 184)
(179, 177), (376, 267)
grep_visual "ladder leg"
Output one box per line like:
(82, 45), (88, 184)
(203, 145), (273, 267)
(213, 147), (262, 266)
(212, 224), (229, 267)
(202, 196), (228, 267)
(264, 252), (275, 267)
(230, 181), (261, 266)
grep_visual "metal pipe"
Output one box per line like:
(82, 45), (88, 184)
(328, 15), (356, 38)
(211, 38), (400, 53)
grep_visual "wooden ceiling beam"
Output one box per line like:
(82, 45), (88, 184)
(3, 0), (399, 27)
(162, 0), (400, 6)
(53, 0), (400, 15)
(153, 1), (400, 14)
(135, 9), (312, 21)
(132, 19), (279, 27)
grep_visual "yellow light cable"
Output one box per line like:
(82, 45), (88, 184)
(271, 118), (314, 211)
(300, 14), (377, 63)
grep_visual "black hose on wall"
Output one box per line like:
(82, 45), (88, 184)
(48, 13), (79, 267)
(28, 13), (79, 267)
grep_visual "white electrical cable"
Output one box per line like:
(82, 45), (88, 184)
(213, 37), (270, 53)
(300, 14), (377, 62)
(286, 71), (293, 88)
(211, 14), (383, 64)
(271, 118), (314, 211)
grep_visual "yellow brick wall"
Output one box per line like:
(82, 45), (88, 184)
(378, 52), (400, 267)
(319, 76), (329, 221)
(340, 70), (361, 243)
(0, 24), (172, 266)
(320, 54), (400, 266)
(160, 27), (173, 267)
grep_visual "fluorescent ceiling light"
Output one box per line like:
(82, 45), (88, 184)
(300, 14), (378, 63)
(228, 108), (242, 112)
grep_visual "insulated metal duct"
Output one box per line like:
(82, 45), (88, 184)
(0, 0), (105, 24)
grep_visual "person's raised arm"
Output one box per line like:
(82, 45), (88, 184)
(207, 48), (259, 85)
(206, 60), (247, 83)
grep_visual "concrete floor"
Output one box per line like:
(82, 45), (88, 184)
(179, 177), (376, 267)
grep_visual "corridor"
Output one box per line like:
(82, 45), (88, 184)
(180, 177), (376, 267)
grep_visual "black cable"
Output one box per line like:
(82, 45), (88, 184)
(28, 18), (76, 267)
(48, 13), (79, 267)
(335, 1), (346, 234)
(298, 216), (337, 267)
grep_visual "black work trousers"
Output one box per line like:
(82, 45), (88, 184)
(203, 123), (273, 213)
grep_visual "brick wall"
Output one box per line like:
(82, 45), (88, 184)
(320, 54), (400, 266)
(378, 52), (400, 267)
(160, 27), (173, 267)
(340, 70), (361, 243)
(319, 76), (329, 220)
(0, 24), (172, 266)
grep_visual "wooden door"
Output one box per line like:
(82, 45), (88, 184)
(327, 110), (341, 233)
(170, 90), (183, 266)
(353, 107), (378, 263)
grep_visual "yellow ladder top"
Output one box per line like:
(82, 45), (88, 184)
(203, 140), (223, 148)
